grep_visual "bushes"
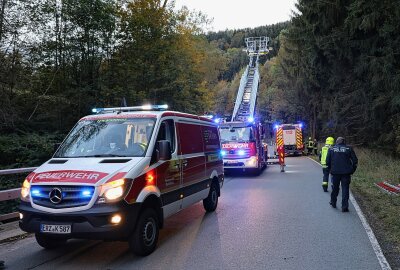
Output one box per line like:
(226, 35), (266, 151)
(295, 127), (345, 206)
(0, 133), (64, 169)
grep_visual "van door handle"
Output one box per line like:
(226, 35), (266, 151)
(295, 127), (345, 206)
(182, 160), (188, 167)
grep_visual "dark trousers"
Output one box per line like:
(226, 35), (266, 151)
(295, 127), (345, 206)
(322, 168), (329, 183)
(331, 174), (351, 209)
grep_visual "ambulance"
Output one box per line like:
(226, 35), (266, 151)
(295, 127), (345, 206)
(19, 105), (223, 256)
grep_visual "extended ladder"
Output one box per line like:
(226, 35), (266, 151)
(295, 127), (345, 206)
(231, 37), (270, 122)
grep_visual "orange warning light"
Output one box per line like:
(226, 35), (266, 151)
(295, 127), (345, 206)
(146, 172), (155, 185)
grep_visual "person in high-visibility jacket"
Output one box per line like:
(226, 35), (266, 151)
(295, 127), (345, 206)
(319, 137), (335, 192)
(306, 137), (314, 155)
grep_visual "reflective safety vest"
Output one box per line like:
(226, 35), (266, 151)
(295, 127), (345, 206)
(320, 145), (330, 167)
(307, 141), (314, 148)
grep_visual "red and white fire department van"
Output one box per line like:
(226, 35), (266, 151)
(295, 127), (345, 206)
(19, 105), (223, 256)
(219, 121), (267, 173)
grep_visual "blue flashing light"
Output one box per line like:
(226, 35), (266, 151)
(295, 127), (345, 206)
(299, 123), (303, 128)
(31, 188), (47, 198)
(92, 108), (103, 114)
(274, 124), (279, 130)
(220, 150), (227, 156)
(142, 104), (168, 110)
(157, 104), (169, 110)
(81, 190), (93, 197)
(214, 118), (221, 124)
(247, 117), (254, 123)
(238, 150), (245, 156)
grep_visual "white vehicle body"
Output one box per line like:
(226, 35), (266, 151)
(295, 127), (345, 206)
(19, 108), (224, 255)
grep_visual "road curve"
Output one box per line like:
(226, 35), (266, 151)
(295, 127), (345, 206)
(0, 157), (382, 270)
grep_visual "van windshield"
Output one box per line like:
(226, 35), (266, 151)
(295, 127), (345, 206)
(54, 118), (156, 158)
(219, 127), (254, 142)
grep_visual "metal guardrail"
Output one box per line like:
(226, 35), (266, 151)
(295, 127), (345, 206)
(0, 167), (37, 222)
(0, 167), (37, 176)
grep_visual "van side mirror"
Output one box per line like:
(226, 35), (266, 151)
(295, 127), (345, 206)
(54, 143), (61, 153)
(157, 140), (171, 161)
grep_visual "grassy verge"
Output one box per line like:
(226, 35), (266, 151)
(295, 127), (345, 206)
(351, 148), (400, 268)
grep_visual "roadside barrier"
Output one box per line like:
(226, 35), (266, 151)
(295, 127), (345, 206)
(0, 167), (37, 222)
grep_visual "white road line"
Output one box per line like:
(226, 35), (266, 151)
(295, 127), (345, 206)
(307, 157), (392, 270)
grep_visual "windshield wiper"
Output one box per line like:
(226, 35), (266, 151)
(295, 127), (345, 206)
(59, 154), (129, 158)
(85, 154), (129, 157)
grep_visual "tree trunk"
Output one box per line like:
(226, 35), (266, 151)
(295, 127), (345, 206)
(0, 0), (7, 42)
(312, 104), (317, 139)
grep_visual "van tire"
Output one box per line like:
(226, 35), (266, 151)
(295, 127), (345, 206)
(129, 208), (159, 256)
(203, 182), (218, 212)
(35, 233), (67, 249)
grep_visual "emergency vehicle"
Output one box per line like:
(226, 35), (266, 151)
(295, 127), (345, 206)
(274, 123), (304, 156)
(18, 105), (223, 256)
(219, 121), (267, 173)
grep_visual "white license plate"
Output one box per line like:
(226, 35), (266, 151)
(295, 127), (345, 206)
(41, 224), (71, 234)
(225, 160), (238, 164)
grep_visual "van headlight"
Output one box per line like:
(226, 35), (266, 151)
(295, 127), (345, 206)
(21, 179), (31, 202)
(99, 179), (126, 202)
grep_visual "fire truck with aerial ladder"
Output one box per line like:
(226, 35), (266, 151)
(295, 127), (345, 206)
(218, 37), (269, 174)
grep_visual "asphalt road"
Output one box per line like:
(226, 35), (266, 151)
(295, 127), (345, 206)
(0, 157), (382, 270)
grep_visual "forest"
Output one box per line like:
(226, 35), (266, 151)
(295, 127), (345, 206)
(0, 0), (399, 170)
(257, 0), (400, 154)
(0, 0), (287, 168)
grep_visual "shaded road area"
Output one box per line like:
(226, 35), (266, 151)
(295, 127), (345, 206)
(0, 157), (382, 269)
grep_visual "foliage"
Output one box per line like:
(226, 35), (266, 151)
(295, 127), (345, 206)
(0, 0), (230, 167)
(258, 0), (400, 152)
(0, 133), (63, 168)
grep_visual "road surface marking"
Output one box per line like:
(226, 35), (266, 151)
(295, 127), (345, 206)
(307, 157), (392, 270)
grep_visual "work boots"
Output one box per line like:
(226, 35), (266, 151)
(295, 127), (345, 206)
(322, 182), (328, 192)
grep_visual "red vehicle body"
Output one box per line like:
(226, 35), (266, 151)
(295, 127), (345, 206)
(219, 121), (267, 172)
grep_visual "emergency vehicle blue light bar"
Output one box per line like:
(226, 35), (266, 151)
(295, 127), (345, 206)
(247, 117), (254, 123)
(220, 150), (227, 156)
(92, 104), (169, 114)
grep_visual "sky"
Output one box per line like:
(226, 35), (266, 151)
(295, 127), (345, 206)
(174, 0), (297, 31)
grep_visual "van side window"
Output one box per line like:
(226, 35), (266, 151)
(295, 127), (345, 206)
(151, 120), (175, 163)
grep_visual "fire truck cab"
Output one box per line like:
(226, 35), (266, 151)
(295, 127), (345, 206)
(19, 105), (223, 256)
(219, 121), (267, 173)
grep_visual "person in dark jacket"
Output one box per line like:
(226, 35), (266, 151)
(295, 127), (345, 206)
(326, 137), (358, 212)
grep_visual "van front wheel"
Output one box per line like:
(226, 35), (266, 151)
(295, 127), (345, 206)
(203, 182), (218, 212)
(129, 208), (159, 256)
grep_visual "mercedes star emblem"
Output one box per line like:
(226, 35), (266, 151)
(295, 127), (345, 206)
(49, 188), (63, 204)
